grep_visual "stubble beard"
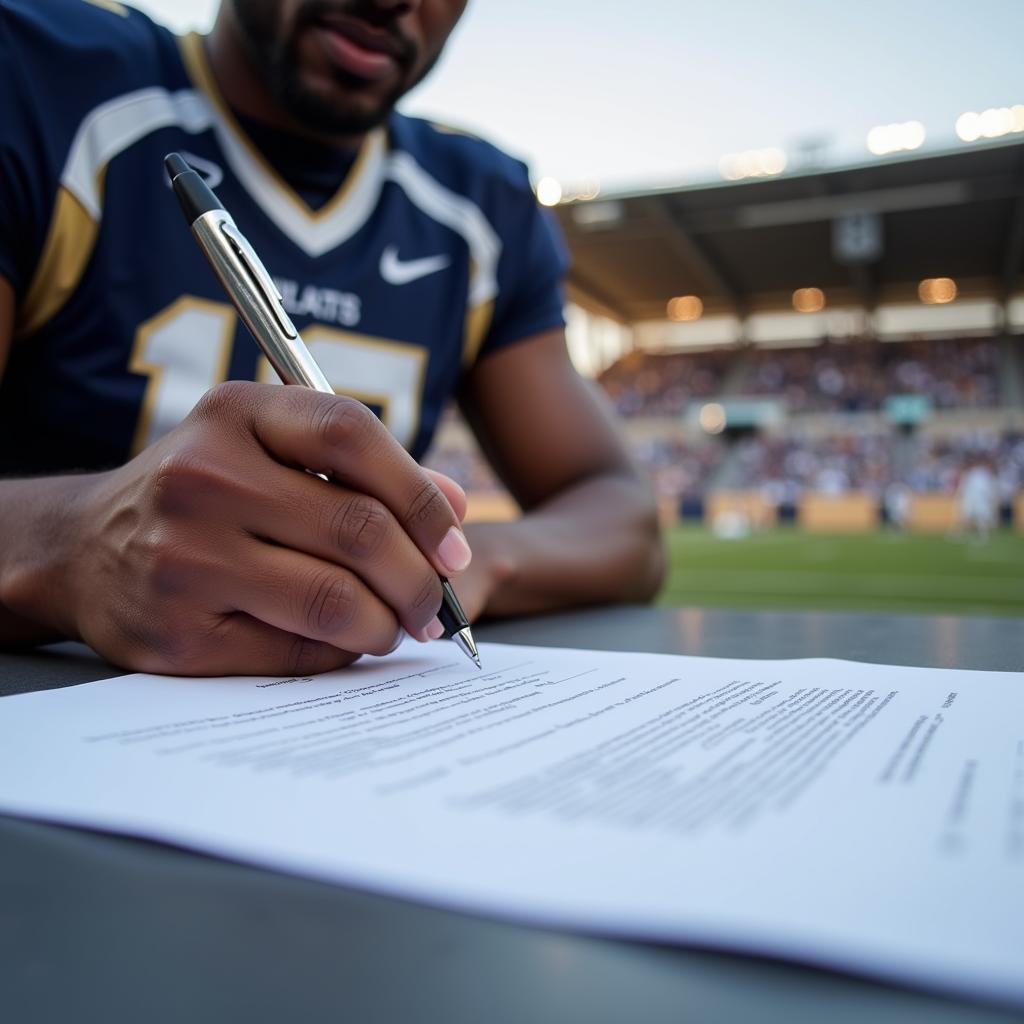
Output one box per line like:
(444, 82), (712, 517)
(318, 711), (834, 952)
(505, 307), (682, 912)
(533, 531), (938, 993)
(232, 0), (439, 136)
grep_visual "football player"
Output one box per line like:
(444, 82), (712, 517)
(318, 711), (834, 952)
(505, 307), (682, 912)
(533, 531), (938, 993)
(0, 0), (663, 674)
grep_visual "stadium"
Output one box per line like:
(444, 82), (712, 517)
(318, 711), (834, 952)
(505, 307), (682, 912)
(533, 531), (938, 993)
(427, 135), (1024, 617)
(5, 4), (1024, 1021)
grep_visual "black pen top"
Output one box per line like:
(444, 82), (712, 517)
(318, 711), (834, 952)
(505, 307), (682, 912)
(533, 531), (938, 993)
(164, 151), (223, 224)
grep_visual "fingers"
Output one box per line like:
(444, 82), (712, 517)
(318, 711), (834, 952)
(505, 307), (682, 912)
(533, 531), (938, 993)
(199, 383), (472, 577)
(425, 469), (467, 523)
(205, 539), (406, 657)
(177, 613), (362, 678)
(237, 464), (443, 638)
(126, 383), (470, 677)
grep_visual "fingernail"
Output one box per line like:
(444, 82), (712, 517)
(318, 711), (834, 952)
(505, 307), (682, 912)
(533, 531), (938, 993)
(437, 526), (472, 574)
(426, 617), (445, 640)
(386, 631), (404, 654)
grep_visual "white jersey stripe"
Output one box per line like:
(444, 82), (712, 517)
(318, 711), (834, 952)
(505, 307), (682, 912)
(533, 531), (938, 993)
(62, 87), (214, 218)
(56, 87), (502, 310)
(204, 110), (388, 257)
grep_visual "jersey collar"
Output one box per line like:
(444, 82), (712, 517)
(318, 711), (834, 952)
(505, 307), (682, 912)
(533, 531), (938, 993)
(178, 32), (387, 256)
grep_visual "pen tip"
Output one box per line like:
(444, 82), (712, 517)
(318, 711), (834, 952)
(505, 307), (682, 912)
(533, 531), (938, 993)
(451, 627), (480, 668)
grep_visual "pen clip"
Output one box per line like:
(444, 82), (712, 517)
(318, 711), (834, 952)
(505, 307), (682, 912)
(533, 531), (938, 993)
(218, 219), (298, 340)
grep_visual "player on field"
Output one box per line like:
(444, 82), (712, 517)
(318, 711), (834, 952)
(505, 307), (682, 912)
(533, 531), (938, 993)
(0, 0), (663, 674)
(956, 456), (998, 542)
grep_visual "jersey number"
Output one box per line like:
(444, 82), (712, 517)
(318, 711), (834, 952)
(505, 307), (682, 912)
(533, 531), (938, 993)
(130, 296), (426, 454)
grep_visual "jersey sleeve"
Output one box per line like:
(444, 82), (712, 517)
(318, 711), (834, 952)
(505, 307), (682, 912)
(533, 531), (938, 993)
(0, 5), (52, 295)
(0, 0), (179, 301)
(477, 163), (569, 359)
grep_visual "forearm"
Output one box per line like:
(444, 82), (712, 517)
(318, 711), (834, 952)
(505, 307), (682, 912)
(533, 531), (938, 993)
(466, 470), (665, 620)
(0, 474), (95, 647)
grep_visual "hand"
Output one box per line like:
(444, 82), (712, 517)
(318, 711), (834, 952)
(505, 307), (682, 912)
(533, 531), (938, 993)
(450, 522), (517, 623)
(59, 382), (473, 676)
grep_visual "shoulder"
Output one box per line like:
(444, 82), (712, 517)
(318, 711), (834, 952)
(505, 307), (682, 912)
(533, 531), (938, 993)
(0, 0), (174, 53)
(388, 113), (536, 205)
(0, 0), (184, 110)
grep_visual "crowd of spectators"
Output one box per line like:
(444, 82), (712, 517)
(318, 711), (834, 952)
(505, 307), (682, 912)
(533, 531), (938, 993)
(900, 432), (1024, 501)
(599, 350), (731, 417)
(427, 423), (1023, 511)
(428, 333), (1021, 514)
(739, 344), (885, 412)
(629, 435), (725, 502)
(598, 337), (1003, 416)
(729, 433), (894, 505)
(885, 338), (1000, 410)
(738, 337), (1000, 412)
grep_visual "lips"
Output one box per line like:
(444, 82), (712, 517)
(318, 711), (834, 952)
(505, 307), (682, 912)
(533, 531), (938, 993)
(311, 17), (404, 81)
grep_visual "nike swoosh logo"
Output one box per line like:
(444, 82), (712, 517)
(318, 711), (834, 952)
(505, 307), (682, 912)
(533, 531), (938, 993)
(379, 245), (451, 286)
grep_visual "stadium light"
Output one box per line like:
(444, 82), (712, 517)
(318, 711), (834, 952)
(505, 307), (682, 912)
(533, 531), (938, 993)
(955, 112), (982, 142)
(667, 295), (704, 322)
(699, 403), (727, 434)
(866, 121), (926, 156)
(792, 287), (826, 313)
(536, 177), (563, 207)
(718, 148), (787, 181)
(956, 105), (1024, 142)
(538, 178), (601, 206)
(574, 179), (601, 201)
(918, 277), (957, 304)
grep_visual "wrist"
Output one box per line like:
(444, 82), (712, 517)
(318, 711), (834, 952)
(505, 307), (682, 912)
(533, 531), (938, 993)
(461, 520), (522, 619)
(0, 473), (102, 640)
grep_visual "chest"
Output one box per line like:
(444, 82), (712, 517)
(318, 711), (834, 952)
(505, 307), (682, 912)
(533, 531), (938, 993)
(7, 130), (476, 470)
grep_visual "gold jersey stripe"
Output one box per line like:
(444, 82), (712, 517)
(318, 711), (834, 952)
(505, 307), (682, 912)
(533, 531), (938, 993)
(462, 299), (494, 367)
(83, 0), (129, 16)
(16, 185), (100, 339)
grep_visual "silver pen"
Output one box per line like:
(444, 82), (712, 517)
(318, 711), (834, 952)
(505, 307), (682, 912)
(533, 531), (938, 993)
(164, 152), (480, 668)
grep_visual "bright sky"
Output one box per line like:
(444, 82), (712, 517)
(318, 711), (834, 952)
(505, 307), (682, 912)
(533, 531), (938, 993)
(130, 0), (1024, 191)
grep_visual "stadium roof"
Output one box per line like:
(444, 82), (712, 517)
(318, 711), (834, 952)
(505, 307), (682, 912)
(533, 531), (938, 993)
(554, 138), (1024, 324)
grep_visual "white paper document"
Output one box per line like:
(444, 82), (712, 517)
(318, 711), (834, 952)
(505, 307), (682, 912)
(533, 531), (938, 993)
(1, 641), (1021, 1004)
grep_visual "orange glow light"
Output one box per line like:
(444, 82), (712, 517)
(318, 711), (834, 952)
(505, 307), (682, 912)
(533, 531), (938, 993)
(918, 277), (957, 304)
(667, 295), (704, 322)
(792, 287), (826, 313)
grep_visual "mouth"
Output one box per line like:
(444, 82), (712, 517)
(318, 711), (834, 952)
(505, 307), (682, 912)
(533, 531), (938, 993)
(309, 16), (406, 82)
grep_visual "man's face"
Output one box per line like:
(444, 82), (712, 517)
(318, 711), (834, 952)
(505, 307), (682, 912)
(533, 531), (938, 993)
(230, 0), (468, 136)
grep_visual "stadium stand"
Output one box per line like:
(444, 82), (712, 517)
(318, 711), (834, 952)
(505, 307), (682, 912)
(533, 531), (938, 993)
(598, 336), (1005, 416)
(427, 334), (1023, 528)
(599, 349), (733, 416)
(426, 140), (1024, 532)
(901, 431), (1024, 500)
(726, 431), (893, 503)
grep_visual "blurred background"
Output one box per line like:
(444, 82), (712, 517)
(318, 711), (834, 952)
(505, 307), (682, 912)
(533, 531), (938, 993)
(137, 0), (1024, 618)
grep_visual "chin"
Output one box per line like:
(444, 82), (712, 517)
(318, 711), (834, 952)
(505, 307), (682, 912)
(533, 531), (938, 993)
(280, 77), (397, 135)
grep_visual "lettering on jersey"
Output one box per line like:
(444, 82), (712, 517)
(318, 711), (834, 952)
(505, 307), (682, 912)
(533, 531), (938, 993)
(129, 296), (426, 452)
(275, 278), (361, 327)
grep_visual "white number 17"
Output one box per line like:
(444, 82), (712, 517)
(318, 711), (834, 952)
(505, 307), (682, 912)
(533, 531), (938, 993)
(130, 296), (427, 454)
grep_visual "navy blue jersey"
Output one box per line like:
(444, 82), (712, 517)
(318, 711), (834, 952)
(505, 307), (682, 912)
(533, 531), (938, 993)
(0, 0), (568, 474)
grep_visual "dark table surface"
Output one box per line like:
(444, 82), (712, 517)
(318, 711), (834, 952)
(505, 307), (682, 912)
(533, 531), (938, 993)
(2, 606), (1022, 1023)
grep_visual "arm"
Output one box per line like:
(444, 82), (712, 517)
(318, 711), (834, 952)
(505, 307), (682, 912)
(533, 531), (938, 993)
(0, 275), (470, 672)
(455, 328), (665, 620)
(0, 275), (64, 647)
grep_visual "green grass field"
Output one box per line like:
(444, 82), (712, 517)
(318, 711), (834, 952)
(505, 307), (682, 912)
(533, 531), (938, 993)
(659, 526), (1024, 617)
